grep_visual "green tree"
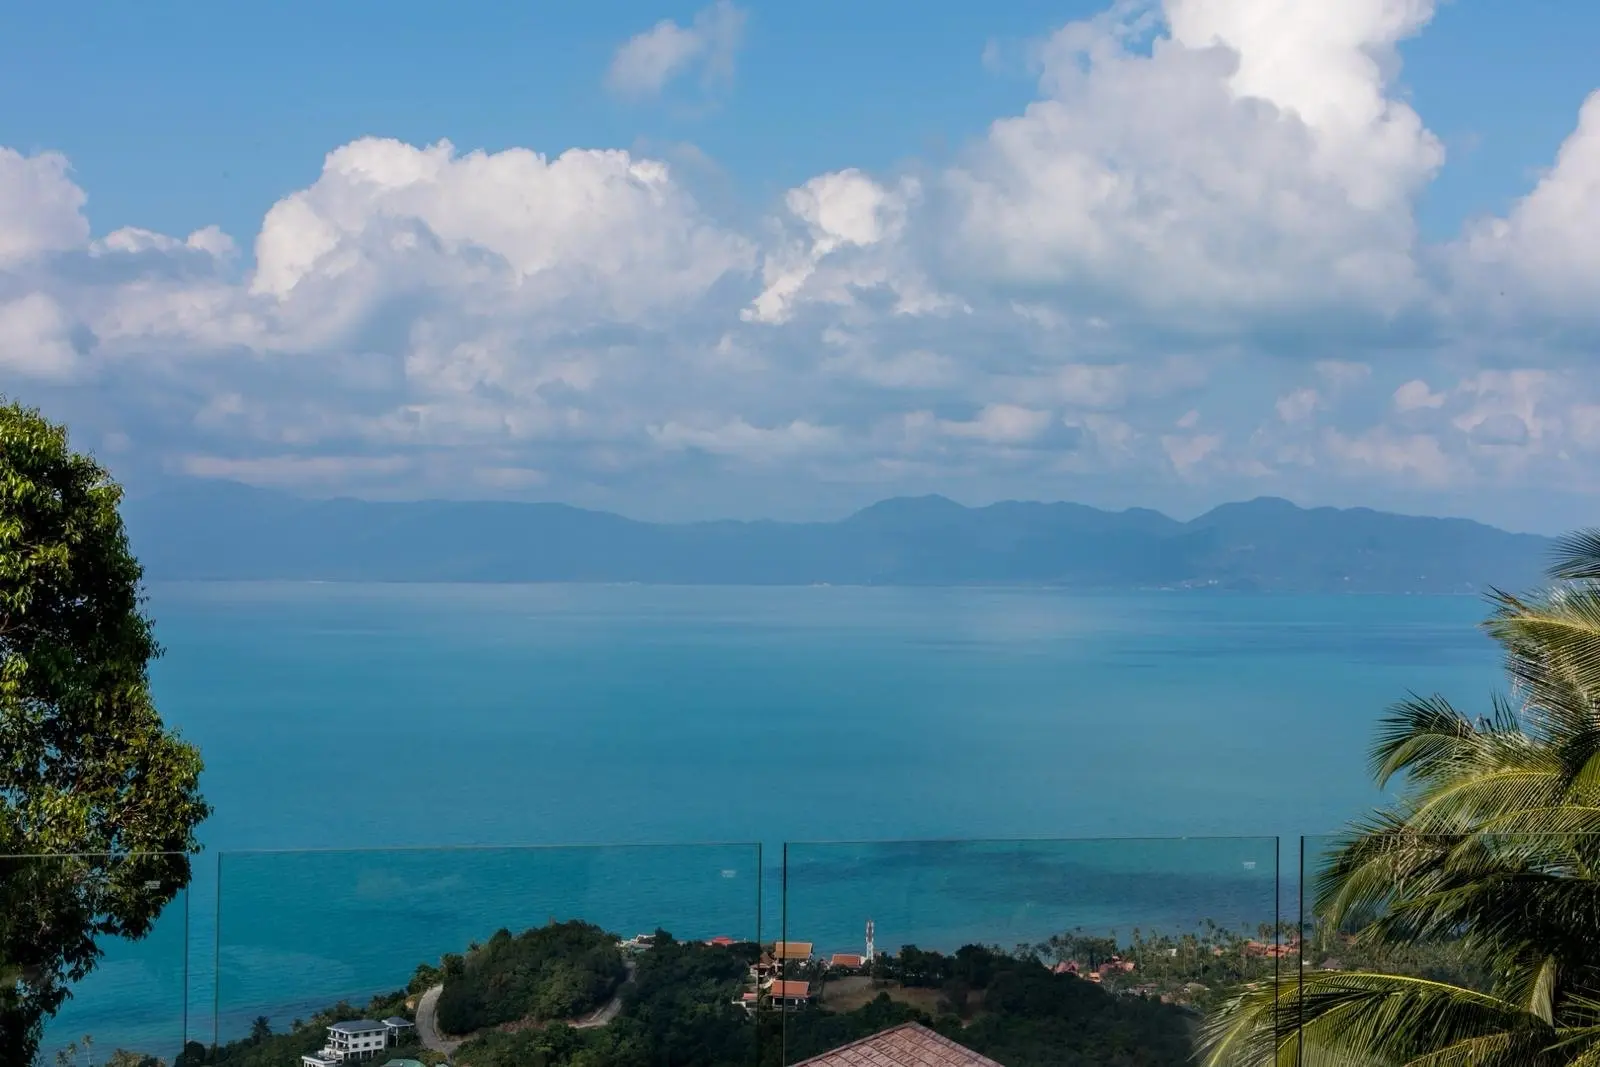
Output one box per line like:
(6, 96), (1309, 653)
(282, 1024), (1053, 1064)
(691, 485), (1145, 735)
(249, 1016), (271, 1043)
(0, 401), (209, 1063)
(1201, 530), (1600, 1066)
(105, 1053), (164, 1067)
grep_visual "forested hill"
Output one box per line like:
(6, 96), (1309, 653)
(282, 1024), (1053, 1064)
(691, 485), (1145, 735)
(122, 481), (1552, 593)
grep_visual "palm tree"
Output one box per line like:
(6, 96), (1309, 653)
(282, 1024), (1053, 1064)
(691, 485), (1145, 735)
(1201, 531), (1600, 1066)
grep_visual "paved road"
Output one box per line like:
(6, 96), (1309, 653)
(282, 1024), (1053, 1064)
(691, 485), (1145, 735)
(415, 961), (636, 1049)
(574, 961), (637, 1029)
(415, 984), (463, 1056)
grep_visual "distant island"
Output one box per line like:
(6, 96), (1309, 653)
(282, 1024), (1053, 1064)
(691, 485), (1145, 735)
(122, 481), (1552, 593)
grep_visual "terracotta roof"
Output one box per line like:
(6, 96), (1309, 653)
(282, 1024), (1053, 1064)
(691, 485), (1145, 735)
(707, 936), (736, 946)
(772, 940), (814, 959)
(792, 1022), (1003, 1066)
(831, 953), (866, 967)
(768, 980), (813, 998)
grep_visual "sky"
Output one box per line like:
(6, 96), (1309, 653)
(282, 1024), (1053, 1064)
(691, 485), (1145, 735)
(2, 0), (1599, 531)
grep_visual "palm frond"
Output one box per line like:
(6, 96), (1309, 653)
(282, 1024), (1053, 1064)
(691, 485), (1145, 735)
(1551, 530), (1600, 583)
(1201, 971), (1541, 1067)
(1484, 590), (1600, 747)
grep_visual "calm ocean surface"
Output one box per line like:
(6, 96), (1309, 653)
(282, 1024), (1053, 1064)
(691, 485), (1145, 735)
(45, 583), (1505, 1057)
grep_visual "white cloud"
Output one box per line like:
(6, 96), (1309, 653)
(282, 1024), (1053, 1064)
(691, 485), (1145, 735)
(249, 138), (752, 322)
(1161, 432), (1222, 477)
(607, 1), (746, 99)
(1453, 90), (1600, 319)
(1323, 427), (1454, 485)
(939, 404), (1055, 445)
(1393, 379), (1445, 412)
(942, 0), (1441, 325)
(0, 292), (79, 380)
(650, 417), (838, 460)
(1275, 388), (1320, 423)
(0, 149), (88, 265)
(744, 169), (953, 325)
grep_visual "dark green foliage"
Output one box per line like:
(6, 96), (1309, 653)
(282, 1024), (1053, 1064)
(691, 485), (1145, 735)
(105, 1052), (167, 1067)
(957, 962), (1193, 1066)
(408, 961), (442, 994)
(192, 989), (417, 1067)
(183, 932), (1206, 1067)
(435, 921), (626, 1034)
(453, 940), (1197, 1067)
(0, 401), (208, 1064)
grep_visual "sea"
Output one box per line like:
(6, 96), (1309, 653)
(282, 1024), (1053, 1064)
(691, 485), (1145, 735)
(38, 583), (1505, 1059)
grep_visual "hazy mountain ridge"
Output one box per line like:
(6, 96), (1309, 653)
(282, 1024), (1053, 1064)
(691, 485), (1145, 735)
(122, 482), (1554, 592)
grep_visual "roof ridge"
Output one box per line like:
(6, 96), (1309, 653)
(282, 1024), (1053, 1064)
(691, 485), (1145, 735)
(790, 1021), (1003, 1066)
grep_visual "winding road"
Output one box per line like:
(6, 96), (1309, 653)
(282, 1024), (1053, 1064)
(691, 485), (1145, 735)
(415, 984), (463, 1056)
(416, 961), (637, 1055)
(573, 961), (636, 1029)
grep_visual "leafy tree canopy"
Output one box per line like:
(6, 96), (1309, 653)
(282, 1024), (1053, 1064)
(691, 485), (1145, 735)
(1, 400), (208, 1062)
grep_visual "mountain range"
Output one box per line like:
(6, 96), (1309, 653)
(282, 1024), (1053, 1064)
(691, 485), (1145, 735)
(119, 481), (1556, 593)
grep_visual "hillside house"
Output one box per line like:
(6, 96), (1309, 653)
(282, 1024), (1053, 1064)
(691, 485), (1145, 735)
(771, 940), (813, 962)
(767, 979), (815, 1011)
(301, 1018), (410, 1065)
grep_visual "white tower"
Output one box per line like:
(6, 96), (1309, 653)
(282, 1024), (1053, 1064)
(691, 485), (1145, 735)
(865, 919), (876, 963)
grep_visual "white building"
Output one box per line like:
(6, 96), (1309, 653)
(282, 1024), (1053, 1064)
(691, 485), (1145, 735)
(301, 1018), (411, 1066)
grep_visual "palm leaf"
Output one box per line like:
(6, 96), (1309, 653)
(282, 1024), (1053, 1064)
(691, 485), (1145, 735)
(1201, 971), (1545, 1067)
(1551, 531), (1600, 583)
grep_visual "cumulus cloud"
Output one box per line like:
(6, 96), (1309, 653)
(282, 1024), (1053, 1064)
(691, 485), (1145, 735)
(743, 169), (952, 325)
(607, 1), (747, 99)
(3, 0), (1600, 524)
(0, 293), (80, 380)
(0, 149), (89, 265)
(250, 138), (751, 318)
(941, 0), (1441, 327)
(1452, 90), (1600, 321)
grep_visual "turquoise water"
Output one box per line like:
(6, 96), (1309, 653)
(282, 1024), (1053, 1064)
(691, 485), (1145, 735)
(42, 584), (1504, 1058)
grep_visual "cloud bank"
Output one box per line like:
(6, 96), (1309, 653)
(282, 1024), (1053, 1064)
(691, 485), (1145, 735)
(3, 0), (1599, 526)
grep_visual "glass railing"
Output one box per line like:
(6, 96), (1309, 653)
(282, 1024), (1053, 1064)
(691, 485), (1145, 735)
(209, 843), (763, 1064)
(772, 837), (1283, 1065)
(6, 852), (193, 1067)
(26, 833), (1590, 1066)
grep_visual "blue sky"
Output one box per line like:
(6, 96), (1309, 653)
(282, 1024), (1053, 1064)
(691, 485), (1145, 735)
(2, 0), (1599, 530)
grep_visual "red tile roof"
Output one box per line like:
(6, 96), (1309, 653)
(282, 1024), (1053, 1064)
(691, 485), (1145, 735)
(772, 941), (814, 960)
(830, 953), (866, 968)
(768, 980), (813, 998)
(792, 1022), (1003, 1066)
